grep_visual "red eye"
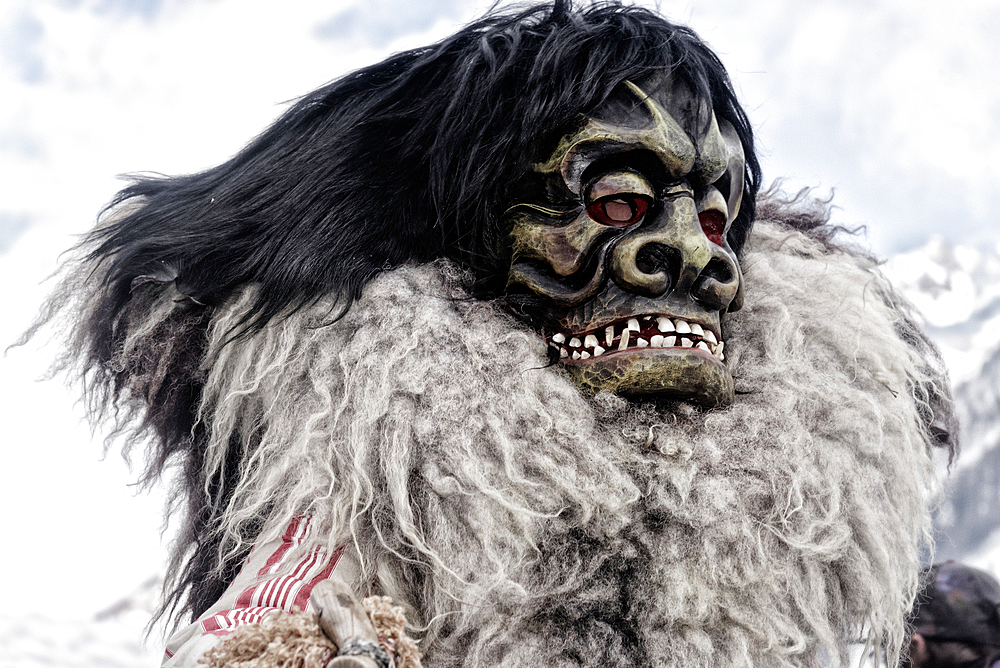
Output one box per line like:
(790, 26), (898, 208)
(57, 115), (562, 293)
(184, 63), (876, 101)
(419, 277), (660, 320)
(586, 195), (650, 227)
(698, 210), (726, 246)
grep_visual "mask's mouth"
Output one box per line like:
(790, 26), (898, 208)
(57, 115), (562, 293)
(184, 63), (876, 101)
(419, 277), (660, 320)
(546, 315), (725, 362)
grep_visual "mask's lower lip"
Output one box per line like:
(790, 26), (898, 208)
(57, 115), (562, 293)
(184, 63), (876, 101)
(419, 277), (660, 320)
(547, 315), (725, 362)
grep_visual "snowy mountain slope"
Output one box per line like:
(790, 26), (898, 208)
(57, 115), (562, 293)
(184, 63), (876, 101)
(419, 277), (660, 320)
(882, 237), (1000, 388)
(932, 345), (1000, 563)
(882, 237), (1000, 565)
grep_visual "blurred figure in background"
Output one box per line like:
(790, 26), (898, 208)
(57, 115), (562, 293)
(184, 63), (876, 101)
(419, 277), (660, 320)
(906, 561), (1000, 668)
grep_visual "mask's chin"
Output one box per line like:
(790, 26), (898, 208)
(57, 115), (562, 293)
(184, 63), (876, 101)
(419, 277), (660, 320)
(564, 349), (734, 407)
(537, 309), (734, 408)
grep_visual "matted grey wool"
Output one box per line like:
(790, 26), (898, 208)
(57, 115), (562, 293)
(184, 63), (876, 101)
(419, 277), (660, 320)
(41, 198), (946, 668)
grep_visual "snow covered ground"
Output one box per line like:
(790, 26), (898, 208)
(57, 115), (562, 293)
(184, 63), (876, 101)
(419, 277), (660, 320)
(1, 612), (161, 668)
(1, 577), (164, 667)
(1, 570), (163, 666)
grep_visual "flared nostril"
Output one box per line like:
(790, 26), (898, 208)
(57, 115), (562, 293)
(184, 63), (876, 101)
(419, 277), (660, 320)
(700, 257), (734, 285)
(691, 256), (741, 311)
(634, 242), (681, 278)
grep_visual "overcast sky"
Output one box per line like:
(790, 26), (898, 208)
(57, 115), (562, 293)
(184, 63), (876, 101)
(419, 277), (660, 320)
(2, 0), (999, 632)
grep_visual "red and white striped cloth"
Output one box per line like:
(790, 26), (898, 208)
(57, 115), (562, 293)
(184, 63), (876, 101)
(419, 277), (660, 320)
(162, 516), (348, 667)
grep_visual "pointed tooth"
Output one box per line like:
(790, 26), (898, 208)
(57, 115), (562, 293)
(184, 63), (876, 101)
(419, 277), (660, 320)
(551, 332), (566, 343)
(570, 337), (582, 348)
(636, 338), (649, 348)
(690, 323), (704, 336)
(580, 351), (591, 359)
(674, 320), (691, 334)
(696, 341), (710, 352)
(572, 351), (581, 360)
(680, 337), (693, 348)
(650, 334), (664, 347)
(593, 345), (605, 357)
(664, 336), (677, 347)
(605, 326), (615, 347)
(584, 334), (599, 349)
(618, 329), (631, 351)
(657, 317), (675, 333)
(627, 318), (640, 332)
(703, 330), (718, 345)
(560, 347), (569, 358)
(715, 341), (725, 360)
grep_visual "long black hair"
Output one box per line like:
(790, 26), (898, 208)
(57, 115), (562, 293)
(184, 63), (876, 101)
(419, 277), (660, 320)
(74, 0), (761, 623)
(88, 0), (759, 334)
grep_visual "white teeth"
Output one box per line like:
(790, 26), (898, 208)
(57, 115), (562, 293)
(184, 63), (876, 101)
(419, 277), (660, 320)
(618, 329), (631, 351)
(715, 341), (725, 361)
(555, 318), (720, 358)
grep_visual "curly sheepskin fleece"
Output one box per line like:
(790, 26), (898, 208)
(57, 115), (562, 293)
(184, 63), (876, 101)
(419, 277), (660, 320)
(132, 213), (939, 668)
(38, 203), (945, 667)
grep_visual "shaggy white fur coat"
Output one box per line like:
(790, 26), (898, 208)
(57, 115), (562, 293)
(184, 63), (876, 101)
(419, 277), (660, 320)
(41, 197), (946, 667)
(140, 202), (943, 668)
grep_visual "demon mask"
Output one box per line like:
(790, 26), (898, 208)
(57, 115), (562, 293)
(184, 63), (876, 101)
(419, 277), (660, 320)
(505, 78), (746, 407)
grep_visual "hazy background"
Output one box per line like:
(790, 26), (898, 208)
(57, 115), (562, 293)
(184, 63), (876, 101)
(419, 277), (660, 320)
(2, 0), (998, 665)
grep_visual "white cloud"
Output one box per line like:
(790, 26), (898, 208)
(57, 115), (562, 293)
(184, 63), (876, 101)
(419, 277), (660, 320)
(664, 0), (1000, 253)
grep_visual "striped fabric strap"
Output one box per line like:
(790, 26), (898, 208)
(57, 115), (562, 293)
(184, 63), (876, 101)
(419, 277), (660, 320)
(200, 516), (343, 635)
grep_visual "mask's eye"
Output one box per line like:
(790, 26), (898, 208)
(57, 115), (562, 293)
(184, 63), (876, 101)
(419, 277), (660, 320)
(586, 194), (651, 228)
(699, 210), (726, 246)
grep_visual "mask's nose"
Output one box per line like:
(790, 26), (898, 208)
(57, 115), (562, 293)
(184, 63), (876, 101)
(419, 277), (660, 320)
(608, 197), (743, 312)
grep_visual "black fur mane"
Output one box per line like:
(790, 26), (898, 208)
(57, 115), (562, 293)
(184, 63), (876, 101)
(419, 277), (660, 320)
(88, 0), (760, 333)
(70, 0), (763, 625)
